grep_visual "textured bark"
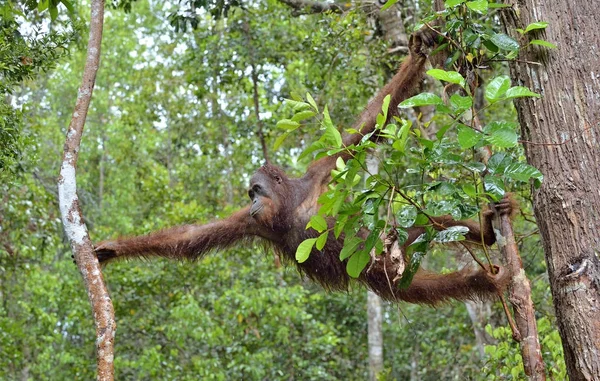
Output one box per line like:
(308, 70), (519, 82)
(57, 1), (116, 380)
(376, 1), (409, 52)
(501, 1), (600, 380)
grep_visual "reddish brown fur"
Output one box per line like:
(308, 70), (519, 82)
(95, 29), (512, 305)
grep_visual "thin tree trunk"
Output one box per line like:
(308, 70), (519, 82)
(501, 2), (600, 380)
(409, 340), (419, 381)
(465, 300), (492, 358)
(367, 290), (384, 380)
(57, 1), (116, 380)
(492, 212), (546, 379)
(366, 155), (384, 380)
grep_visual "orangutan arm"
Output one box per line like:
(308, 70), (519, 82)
(304, 28), (436, 182)
(95, 207), (258, 263)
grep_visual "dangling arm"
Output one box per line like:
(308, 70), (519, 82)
(95, 207), (259, 263)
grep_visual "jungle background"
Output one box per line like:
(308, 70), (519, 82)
(0, 0), (565, 379)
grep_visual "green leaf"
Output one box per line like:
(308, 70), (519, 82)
(487, 152), (512, 175)
(466, 0), (488, 14)
(335, 156), (346, 171)
(484, 121), (518, 148)
(462, 184), (477, 197)
(433, 226), (468, 243)
(392, 119), (412, 153)
(530, 39), (557, 49)
(511, 366), (521, 379)
(399, 234), (429, 288)
(284, 98), (310, 112)
(276, 119), (300, 131)
(488, 2), (512, 8)
(38, 0), (49, 12)
(296, 238), (317, 263)
(445, 0), (467, 8)
(449, 94), (473, 112)
(380, 0), (399, 11)
(463, 161), (486, 173)
(436, 123), (453, 140)
(322, 107), (342, 148)
(457, 124), (482, 149)
(525, 21), (549, 33)
(298, 140), (327, 161)
(483, 39), (499, 53)
(381, 94), (391, 120)
(485, 75), (511, 103)
(316, 232), (328, 250)
(489, 33), (520, 51)
(334, 214), (348, 238)
(427, 69), (466, 88)
(399, 93), (444, 108)
(49, 5), (58, 20)
(504, 162), (544, 184)
(414, 213), (429, 226)
(346, 249), (370, 278)
(273, 132), (289, 150)
(291, 110), (316, 122)
(340, 236), (363, 260)
(61, 0), (75, 13)
(484, 176), (505, 201)
(397, 205), (417, 228)
(307, 215), (328, 232)
(505, 86), (541, 99)
(306, 92), (318, 111)
(444, 49), (462, 68)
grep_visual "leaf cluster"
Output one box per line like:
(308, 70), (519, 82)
(279, 0), (550, 278)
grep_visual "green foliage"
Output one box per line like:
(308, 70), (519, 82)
(283, 0), (548, 277)
(483, 318), (566, 379)
(0, 0), (561, 378)
(0, 1), (76, 178)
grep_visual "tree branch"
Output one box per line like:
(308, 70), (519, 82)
(492, 211), (546, 380)
(57, 0), (116, 380)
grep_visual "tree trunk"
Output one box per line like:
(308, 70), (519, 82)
(58, 0), (116, 379)
(366, 155), (384, 380)
(367, 289), (384, 380)
(465, 300), (493, 358)
(376, 1), (408, 52)
(501, 2), (600, 380)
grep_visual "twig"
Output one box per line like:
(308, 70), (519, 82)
(459, 242), (487, 270)
(499, 293), (521, 341)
